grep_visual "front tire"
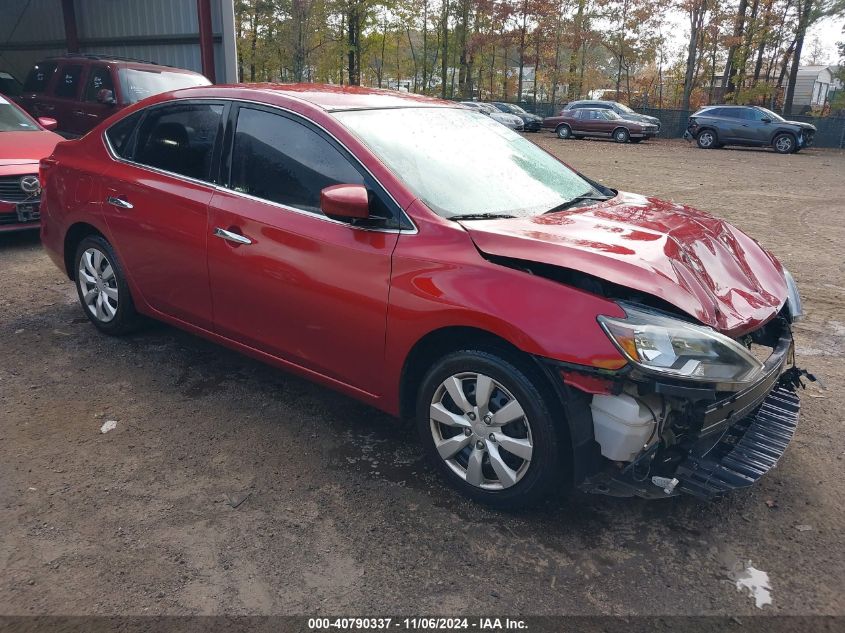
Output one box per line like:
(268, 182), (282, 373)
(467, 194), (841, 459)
(415, 349), (565, 509)
(613, 128), (630, 143)
(696, 129), (717, 149)
(773, 133), (796, 154)
(74, 235), (142, 335)
(556, 124), (572, 139)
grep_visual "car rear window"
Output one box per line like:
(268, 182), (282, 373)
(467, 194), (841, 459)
(118, 68), (210, 104)
(23, 62), (57, 93)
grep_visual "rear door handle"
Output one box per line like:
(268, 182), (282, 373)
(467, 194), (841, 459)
(214, 227), (253, 245)
(106, 196), (133, 209)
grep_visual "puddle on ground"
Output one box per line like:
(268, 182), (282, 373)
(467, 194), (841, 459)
(728, 559), (772, 608)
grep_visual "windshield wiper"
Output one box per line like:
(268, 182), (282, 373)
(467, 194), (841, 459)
(544, 194), (612, 214)
(448, 213), (517, 221)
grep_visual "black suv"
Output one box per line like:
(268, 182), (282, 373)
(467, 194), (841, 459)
(491, 103), (543, 132)
(685, 105), (816, 154)
(561, 100), (661, 131)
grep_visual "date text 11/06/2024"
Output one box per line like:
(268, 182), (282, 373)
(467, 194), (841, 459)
(308, 617), (528, 630)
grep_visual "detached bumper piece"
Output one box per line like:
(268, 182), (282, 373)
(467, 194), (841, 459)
(675, 385), (799, 498)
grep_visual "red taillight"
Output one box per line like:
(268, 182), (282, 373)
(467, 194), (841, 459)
(39, 157), (55, 189)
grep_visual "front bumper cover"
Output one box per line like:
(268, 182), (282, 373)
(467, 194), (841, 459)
(580, 327), (805, 499)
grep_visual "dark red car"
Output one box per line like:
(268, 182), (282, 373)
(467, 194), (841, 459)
(0, 94), (62, 232)
(39, 84), (806, 507)
(542, 108), (658, 143)
(16, 54), (209, 137)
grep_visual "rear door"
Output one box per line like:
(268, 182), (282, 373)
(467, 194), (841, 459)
(48, 63), (85, 135)
(72, 64), (117, 135)
(100, 100), (226, 330)
(16, 61), (57, 120)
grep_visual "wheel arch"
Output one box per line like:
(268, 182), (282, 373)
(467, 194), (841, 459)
(399, 326), (546, 420)
(612, 126), (630, 138)
(399, 325), (593, 486)
(63, 222), (106, 280)
(771, 128), (797, 145)
(696, 125), (719, 140)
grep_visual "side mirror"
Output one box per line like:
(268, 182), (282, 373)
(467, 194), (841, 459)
(97, 88), (116, 105)
(38, 117), (58, 131)
(761, 117), (772, 123)
(320, 184), (370, 220)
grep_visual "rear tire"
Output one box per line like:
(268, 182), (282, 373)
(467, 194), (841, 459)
(73, 235), (143, 336)
(613, 128), (630, 143)
(773, 133), (796, 154)
(556, 124), (572, 140)
(416, 348), (565, 509)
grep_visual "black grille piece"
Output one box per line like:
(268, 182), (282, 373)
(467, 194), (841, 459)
(676, 386), (800, 498)
(0, 175), (38, 203)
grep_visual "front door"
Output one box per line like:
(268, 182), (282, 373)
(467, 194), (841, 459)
(71, 64), (116, 135)
(100, 100), (226, 330)
(207, 105), (401, 395)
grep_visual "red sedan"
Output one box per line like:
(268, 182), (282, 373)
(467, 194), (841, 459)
(0, 95), (61, 232)
(39, 84), (806, 507)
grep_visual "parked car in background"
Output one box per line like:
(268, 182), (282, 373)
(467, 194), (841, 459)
(0, 94), (62, 232)
(542, 108), (658, 143)
(491, 102), (543, 131)
(16, 54), (210, 137)
(684, 105), (816, 154)
(460, 101), (524, 130)
(0, 70), (23, 97)
(562, 100), (661, 131)
(40, 84), (805, 508)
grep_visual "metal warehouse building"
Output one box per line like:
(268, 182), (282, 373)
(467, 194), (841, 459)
(1, 0), (237, 84)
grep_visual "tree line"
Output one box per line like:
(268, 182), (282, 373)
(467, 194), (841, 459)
(235, 0), (845, 115)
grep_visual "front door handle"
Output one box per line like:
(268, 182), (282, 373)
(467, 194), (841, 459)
(214, 227), (253, 245)
(106, 196), (133, 209)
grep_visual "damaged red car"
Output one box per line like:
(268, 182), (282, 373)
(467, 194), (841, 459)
(39, 85), (807, 507)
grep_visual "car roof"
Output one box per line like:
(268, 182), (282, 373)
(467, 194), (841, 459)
(168, 83), (456, 112)
(41, 54), (203, 75)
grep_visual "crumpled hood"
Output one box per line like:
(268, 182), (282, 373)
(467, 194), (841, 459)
(0, 131), (62, 164)
(784, 120), (816, 132)
(462, 191), (788, 336)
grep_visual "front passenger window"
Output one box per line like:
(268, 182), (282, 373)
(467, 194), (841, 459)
(228, 107), (365, 215)
(133, 103), (223, 181)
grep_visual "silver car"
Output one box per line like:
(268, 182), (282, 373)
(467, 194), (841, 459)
(460, 101), (524, 131)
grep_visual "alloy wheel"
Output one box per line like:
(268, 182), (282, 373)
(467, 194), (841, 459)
(78, 248), (119, 323)
(429, 372), (533, 491)
(698, 131), (714, 148)
(775, 135), (794, 153)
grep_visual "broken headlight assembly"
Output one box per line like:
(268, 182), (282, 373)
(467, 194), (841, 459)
(598, 305), (764, 386)
(783, 268), (803, 321)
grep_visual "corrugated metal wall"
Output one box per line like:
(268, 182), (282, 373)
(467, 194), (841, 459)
(0, 0), (235, 82)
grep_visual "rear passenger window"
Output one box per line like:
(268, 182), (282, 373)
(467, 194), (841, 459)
(84, 66), (114, 102)
(54, 65), (82, 98)
(105, 111), (143, 159)
(23, 62), (57, 93)
(228, 107), (365, 215)
(133, 103), (224, 181)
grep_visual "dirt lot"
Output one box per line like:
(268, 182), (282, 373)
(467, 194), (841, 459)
(1, 138), (844, 617)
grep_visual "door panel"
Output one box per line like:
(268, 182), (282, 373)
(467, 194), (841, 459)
(71, 65), (116, 135)
(100, 101), (225, 329)
(207, 105), (400, 395)
(208, 192), (398, 393)
(50, 64), (85, 135)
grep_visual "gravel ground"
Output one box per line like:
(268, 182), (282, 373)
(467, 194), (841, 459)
(1, 138), (843, 617)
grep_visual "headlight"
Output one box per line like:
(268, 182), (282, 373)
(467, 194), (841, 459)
(598, 305), (764, 384)
(783, 269), (803, 321)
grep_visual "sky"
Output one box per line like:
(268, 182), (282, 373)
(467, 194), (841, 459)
(809, 17), (844, 65)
